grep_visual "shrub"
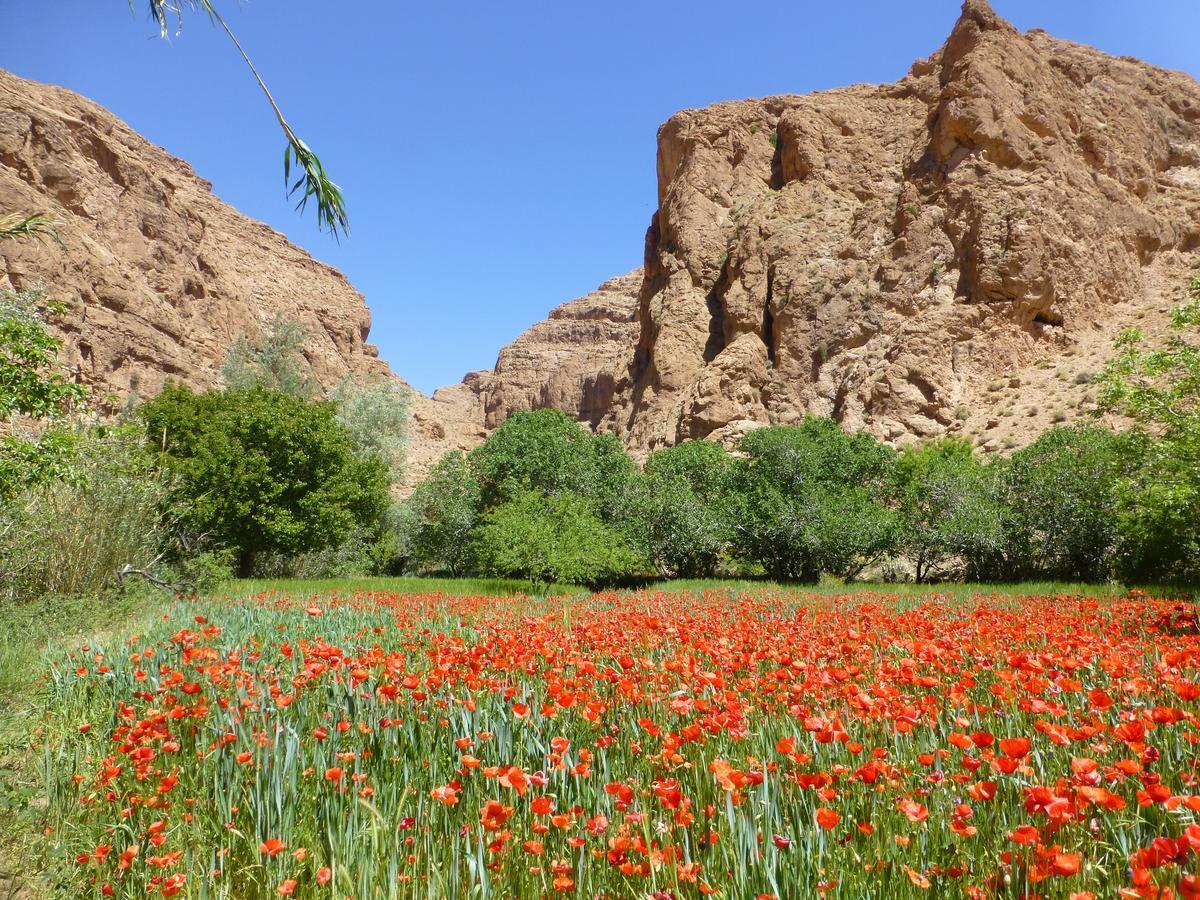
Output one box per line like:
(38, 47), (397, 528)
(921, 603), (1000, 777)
(0, 287), (87, 499)
(407, 451), (482, 575)
(468, 409), (637, 514)
(472, 490), (644, 590)
(726, 420), (899, 582)
(330, 377), (410, 483)
(220, 311), (315, 398)
(0, 427), (175, 603)
(895, 438), (1004, 582)
(639, 441), (733, 577)
(1004, 424), (1142, 582)
(140, 385), (389, 577)
(1099, 285), (1200, 583)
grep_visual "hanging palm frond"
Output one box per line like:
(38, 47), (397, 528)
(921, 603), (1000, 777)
(131, 1), (348, 238)
(0, 213), (64, 247)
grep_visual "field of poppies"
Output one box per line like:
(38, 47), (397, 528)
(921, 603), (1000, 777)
(36, 587), (1200, 898)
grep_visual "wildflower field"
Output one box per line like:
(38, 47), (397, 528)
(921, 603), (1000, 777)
(40, 588), (1200, 898)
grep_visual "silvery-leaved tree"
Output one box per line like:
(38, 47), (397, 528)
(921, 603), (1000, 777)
(136, 0), (349, 238)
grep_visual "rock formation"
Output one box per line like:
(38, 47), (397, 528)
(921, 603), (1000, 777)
(597, 0), (1200, 451)
(7, 0), (1200, 479)
(436, 0), (1200, 456)
(0, 68), (390, 402)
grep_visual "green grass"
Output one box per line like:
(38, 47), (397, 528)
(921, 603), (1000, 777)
(228, 574), (589, 600)
(225, 575), (1190, 604)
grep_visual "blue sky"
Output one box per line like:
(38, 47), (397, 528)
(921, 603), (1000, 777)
(5, 2), (1200, 394)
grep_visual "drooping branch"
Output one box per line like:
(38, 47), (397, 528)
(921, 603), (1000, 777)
(132, 1), (349, 238)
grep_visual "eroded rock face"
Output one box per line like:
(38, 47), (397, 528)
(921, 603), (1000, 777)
(480, 271), (642, 430)
(596, 0), (1200, 451)
(0, 69), (394, 406)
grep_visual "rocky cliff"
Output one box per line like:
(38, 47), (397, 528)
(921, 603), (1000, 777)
(437, 0), (1200, 455)
(0, 68), (392, 404)
(6, 0), (1200, 478)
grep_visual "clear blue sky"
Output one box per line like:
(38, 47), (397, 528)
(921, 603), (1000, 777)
(5, 2), (1199, 394)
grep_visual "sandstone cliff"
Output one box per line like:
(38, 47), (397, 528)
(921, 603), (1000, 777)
(599, 0), (1200, 451)
(7, 0), (1200, 478)
(436, 0), (1200, 456)
(0, 68), (390, 405)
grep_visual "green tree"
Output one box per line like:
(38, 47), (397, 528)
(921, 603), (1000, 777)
(0, 288), (87, 499)
(221, 312), (315, 398)
(894, 438), (1003, 583)
(1099, 283), (1200, 583)
(140, 385), (388, 576)
(407, 451), (482, 576)
(468, 409), (638, 514)
(726, 420), (899, 582)
(639, 441), (732, 577)
(1003, 425), (1141, 582)
(473, 490), (644, 590)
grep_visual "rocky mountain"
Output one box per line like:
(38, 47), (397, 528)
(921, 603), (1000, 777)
(0, 68), (392, 402)
(437, 0), (1200, 456)
(6, 0), (1200, 481)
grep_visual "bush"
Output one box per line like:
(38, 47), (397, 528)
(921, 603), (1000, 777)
(639, 441), (732, 577)
(0, 427), (176, 603)
(1004, 425), (1141, 582)
(468, 409), (637, 513)
(331, 377), (410, 483)
(472, 490), (644, 590)
(726, 420), (899, 582)
(895, 438), (1004, 582)
(220, 311), (315, 398)
(407, 451), (482, 575)
(0, 287), (87, 499)
(140, 385), (389, 577)
(1099, 287), (1200, 584)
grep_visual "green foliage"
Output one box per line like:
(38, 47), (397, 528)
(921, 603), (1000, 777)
(0, 288), (86, 421)
(407, 451), (482, 576)
(468, 409), (638, 513)
(221, 312), (315, 398)
(0, 288), (87, 499)
(1001, 425), (1141, 582)
(639, 441), (732, 577)
(0, 427), (176, 603)
(472, 490), (644, 590)
(0, 212), (63, 245)
(331, 377), (409, 482)
(140, 386), (388, 577)
(726, 420), (899, 582)
(1099, 285), (1200, 584)
(895, 438), (1004, 582)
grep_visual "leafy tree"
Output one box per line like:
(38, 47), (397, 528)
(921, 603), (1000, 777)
(1099, 284), (1200, 583)
(140, 385), (388, 576)
(331, 377), (409, 483)
(407, 451), (482, 576)
(1003, 425), (1141, 582)
(894, 439), (1004, 583)
(0, 288), (87, 499)
(132, 1), (347, 236)
(639, 441), (732, 577)
(726, 420), (899, 582)
(468, 409), (638, 514)
(221, 312), (315, 398)
(473, 490), (644, 590)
